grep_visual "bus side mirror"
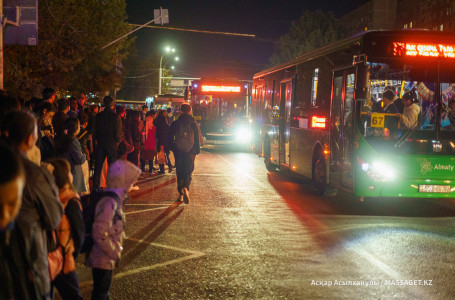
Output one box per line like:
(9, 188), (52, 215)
(355, 65), (370, 102)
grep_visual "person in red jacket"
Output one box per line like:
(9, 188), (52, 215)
(140, 110), (157, 173)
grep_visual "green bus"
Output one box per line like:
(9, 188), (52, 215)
(252, 30), (455, 199)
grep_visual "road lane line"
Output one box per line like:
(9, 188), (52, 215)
(125, 207), (169, 215)
(126, 237), (206, 255)
(130, 178), (176, 199)
(348, 247), (436, 300)
(79, 238), (205, 288)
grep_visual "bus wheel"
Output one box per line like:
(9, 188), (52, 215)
(264, 137), (277, 171)
(312, 153), (337, 196)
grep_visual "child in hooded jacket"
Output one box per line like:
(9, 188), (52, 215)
(86, 159), (141, 300)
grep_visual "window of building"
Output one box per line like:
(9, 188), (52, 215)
(440, 24), (444, 31)
(410, 21), (413, 28)
(311, 68), (319, 107)
(404, 24), (408, 29)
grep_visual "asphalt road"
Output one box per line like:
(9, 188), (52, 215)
(71, 147), (455, 299)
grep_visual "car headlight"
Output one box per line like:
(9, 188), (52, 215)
(235, 127), (251, 143)
(362, 160), (395, 181)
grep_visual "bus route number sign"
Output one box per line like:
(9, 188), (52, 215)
(371, 113), (385, 128)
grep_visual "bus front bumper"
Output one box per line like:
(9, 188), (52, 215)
(356, 178), (455, 198)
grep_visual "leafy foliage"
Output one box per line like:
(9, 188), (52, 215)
(4, 0), (134, 100)
(269, 10), (343, 66)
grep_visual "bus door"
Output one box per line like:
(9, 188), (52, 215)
(330, 69), (355, 189)
(279, 81), (292, 166)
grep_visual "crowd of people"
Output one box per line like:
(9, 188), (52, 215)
(0, 88), (201, 300)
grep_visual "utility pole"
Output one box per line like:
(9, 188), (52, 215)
(0, 0), (4, 90)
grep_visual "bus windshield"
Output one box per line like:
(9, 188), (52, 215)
(359, 60), (455, 155)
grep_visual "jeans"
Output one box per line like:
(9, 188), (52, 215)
(174, 151), (195, 194)
(53, 271), (83, 300)
(91, 268), (112, 300)
(93, 146), (117, 190)
(140, 159), (155, 172)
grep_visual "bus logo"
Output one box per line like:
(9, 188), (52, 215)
(420, 159), (432, 175)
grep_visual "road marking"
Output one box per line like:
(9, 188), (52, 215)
(130, 178), (176, 199)
(215, 154), (269, 189)
(125, 207), (169, 215)
(79, 238), (205, 287)
(347, 246), (436, 300)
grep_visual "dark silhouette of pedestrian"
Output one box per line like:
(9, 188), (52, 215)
(93, 96), (122, 191)
(168, 103), (200, 203)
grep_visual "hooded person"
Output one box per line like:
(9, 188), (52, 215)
(86, 159), (141, 300)
(400, 90), (421, 129)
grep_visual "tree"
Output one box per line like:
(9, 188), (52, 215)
(4, 0), (134, 100)
(269, 10), (343, 66)
(116, 53), (159, 101)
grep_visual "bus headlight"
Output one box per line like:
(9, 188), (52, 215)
(363, 161), (395, 181)
(235, 127), (251, 143)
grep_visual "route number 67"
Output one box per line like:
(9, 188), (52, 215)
(371, 113), (385, 128)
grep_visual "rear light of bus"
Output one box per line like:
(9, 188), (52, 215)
(311, 116), (327, 129)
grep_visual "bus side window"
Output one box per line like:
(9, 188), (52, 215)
(311, 68), (319, 107)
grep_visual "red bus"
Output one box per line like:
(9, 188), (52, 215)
(190, 79), (252, 144)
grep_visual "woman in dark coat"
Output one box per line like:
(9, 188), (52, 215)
(56, 118), (87, 194)
(126, 110), (143, 167)
(154, 110), (172, 173)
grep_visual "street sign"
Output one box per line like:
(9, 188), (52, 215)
(154, 8), (169, 25)
(4, 0), (38, 46)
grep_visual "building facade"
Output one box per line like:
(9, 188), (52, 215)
(340, 0), (455, 36)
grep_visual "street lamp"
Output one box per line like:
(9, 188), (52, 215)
(159, 47), (176, 95)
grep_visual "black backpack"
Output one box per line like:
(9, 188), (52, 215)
(174, 120), (195, 152)
(80, 191), (119, 254)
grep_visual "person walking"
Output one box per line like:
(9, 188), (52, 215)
(86, 160), (141, 300)
(154, 109), (172, 174)
(140, 110), (157, 173)
(6, 111), (63, 299)
(168, 103), (200, 203)
(93, 96), (122, 191)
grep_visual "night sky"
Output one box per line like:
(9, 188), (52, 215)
(126, 0), (369, 80)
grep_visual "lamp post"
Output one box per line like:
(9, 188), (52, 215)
(158, 47), (176, 95)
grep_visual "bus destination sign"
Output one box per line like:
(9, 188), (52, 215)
(393, 42), (455, 58)
(201, 85), (241, 93)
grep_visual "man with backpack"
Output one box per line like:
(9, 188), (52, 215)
(168, 103), (201, 204)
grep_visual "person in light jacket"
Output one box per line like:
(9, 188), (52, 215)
(399, 90), (421, 129)
(86, 159), (141, 300)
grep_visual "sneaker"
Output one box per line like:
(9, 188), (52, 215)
(176, 194), (184, 202)
(130, 185), (140, 191)
(168, 166), (173, 173)
(157, 171), (165, 175)
(182, 188), (190, 204)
